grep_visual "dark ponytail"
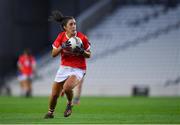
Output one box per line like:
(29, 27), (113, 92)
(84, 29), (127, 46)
(48, 10), (64, 23)
(48, 10), (74, 31)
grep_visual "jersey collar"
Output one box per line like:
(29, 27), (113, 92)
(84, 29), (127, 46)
(65, 31), (77, 39)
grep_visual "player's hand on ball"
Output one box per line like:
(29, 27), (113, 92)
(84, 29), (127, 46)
(61, 40), (71, 49)
(73, 45), (84, 55)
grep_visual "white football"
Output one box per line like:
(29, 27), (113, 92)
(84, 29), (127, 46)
(68, 36), (83, 50)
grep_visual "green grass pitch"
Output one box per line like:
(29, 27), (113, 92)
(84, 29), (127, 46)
(0, 96), (180, 124)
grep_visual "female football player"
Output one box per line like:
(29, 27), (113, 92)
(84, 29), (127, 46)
(44, 10), (91, 118)
(17, 49), (36, 97)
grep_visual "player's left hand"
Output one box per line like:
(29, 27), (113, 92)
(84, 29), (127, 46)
(73, 45), (84, 55)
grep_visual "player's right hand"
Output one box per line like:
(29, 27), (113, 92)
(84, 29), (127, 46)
(61, 41), (71, 49)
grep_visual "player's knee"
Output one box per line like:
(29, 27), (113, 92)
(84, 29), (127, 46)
(64, 89), (73, 95)
(63, 85), (72, 92)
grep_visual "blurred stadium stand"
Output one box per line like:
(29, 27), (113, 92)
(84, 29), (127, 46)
(84, 3), (180, 96)
(1, 0), (180, 96)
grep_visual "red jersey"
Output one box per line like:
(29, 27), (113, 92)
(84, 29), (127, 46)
(17, 54), (36, 75)
(52, 31), (90, 70)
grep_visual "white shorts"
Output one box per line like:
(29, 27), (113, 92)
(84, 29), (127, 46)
(54, 65), (86, 83)
(18, 74), (33, 82)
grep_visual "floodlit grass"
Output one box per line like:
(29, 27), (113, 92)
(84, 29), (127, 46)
(0, 96), (180, 124)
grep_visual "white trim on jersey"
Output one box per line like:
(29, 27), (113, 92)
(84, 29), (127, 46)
(52, 45), (58, 49)
(86, 45), (91, 51)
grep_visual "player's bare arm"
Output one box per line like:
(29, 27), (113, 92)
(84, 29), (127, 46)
(51, 47), (62, 57)
(17, 63), (23, 72)
(52, 40), (71, 57)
